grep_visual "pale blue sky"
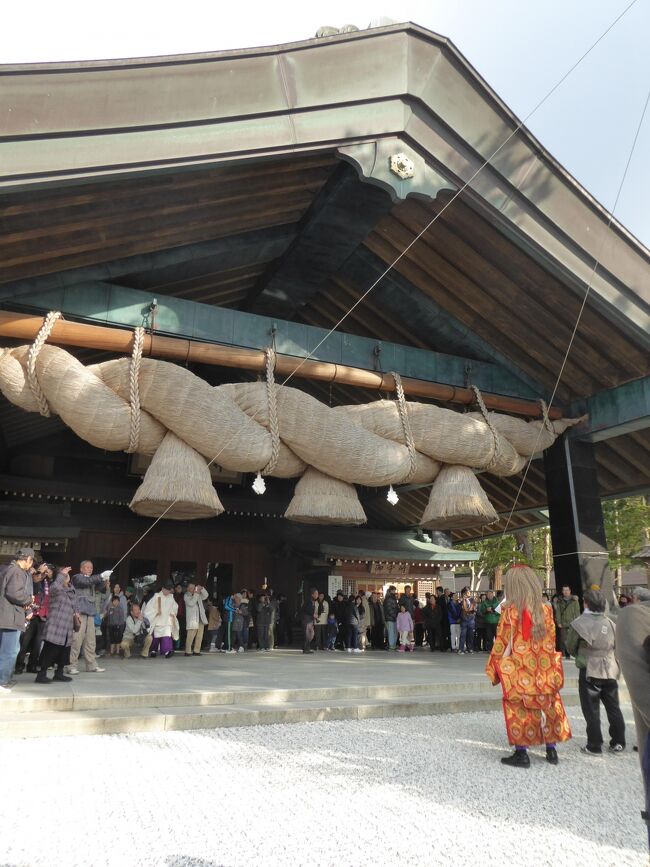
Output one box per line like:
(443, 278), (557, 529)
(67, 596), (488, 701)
(2, 0), (649, 246)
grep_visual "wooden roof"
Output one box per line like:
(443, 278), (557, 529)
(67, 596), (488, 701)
(0, 24), (648, 542)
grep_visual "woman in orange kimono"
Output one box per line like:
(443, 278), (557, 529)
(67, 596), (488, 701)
(486, 565), (571, 768)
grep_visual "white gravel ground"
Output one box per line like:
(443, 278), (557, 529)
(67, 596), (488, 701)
(1, 707), (646, 867)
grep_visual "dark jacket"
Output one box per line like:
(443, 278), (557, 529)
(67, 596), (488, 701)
(0, 561), (33, 631)
(239, 599), (250, 626)
(383, 594), (399, 623)
(72, 572), (106, 616)
(106, 604), (126, 627)
(332, 598), (347, 623)
(369, 600), (385, 627)
(423, 602), (442, 628)
(347, 600), (361, 626)
(300, 597), (316, 626)
(257, 602), (273, 628)
(42, 573), (78, 647)
(398, 593), (414, 615)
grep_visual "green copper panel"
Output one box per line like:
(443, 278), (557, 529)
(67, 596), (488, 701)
(2, 283), (543, 399)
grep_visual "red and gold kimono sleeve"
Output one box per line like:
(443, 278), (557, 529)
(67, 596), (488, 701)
(485, 605), (513, 685)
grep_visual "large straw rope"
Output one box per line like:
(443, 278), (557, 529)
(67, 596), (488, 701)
(0, 324), (586, 525)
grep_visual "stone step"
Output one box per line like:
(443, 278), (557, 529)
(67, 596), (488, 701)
(0, 675), (589, 715)
(0, 689), (590, 738)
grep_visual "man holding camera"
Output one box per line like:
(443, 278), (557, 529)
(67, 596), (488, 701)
(0, 547), (35, 692)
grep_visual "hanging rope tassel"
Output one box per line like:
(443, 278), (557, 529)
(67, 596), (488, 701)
(386, 370), (418, 504)
(252, 346), (280, 494)
(125, 326), (145, 454)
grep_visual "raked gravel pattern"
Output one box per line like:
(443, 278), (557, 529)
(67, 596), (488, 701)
(1, 707), (646, 867)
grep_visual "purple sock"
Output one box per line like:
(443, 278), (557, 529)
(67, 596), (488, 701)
(546, 742), (556, 749)
(515, 746), (527, 752)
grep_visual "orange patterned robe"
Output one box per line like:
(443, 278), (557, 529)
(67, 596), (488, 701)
(486, 604), (571, 747)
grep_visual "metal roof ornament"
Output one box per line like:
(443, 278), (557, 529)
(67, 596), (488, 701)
(389, 153), (415, 180)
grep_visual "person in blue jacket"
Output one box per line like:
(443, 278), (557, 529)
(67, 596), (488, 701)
(223, 593), (240, 654)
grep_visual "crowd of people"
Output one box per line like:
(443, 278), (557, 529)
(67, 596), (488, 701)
(2, 549), (650, 690)
(0, 551), (302, 683)
(296, 584), (504, 655)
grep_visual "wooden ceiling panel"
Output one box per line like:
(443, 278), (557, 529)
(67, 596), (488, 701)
(363, 228), (574, 403)
(434, 194), (649, 383)
(394, 199), (621, 390)
(0, 154), (338, 284)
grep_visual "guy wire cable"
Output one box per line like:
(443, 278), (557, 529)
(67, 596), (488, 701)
(483, 82), (650, 573)
(108, 1), (641, 573)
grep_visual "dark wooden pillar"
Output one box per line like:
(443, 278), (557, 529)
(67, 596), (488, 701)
(543, 437), (612, 597)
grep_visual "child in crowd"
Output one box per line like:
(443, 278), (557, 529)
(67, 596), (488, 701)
(407, 629), (416, 653)
(232, 595), (245, 653)
(326, 610), (338, 651)
(206, 599), (223, 652)
(106, 594), (126, 656)
(120, 602), (149, 658)
(396, 604), (414, 652)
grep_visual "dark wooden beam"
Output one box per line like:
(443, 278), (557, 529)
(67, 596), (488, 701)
(242, 163), (394, 316)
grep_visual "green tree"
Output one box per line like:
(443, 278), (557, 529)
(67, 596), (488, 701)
(456, 496), (649, 594)
(603, 496), (650, 587)
(456, 533), (519, 589)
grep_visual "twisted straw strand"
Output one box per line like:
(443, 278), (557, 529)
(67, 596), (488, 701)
(125, 326), (145, 454)
(392, 371), (418, 483)
(26, 310), (63, 417)
(261, 346), (281, 476)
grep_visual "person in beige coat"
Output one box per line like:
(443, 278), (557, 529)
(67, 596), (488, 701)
(184, 584), (208, 656)
(617, 593), (650, 851)
(566, 589), (625, 755)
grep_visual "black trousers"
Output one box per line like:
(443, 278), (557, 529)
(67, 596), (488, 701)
(257, 624), (270, 650)
(16, 618), (45, 671)
(578, 669), (626, 751)
(371, 623), (385, 649)
(38, 640), (71, 673)
(314, 623), (328, 649)
(425, 626), (439, 650)
(484, 622), (497, 652)
(558, 626), (571, 658)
